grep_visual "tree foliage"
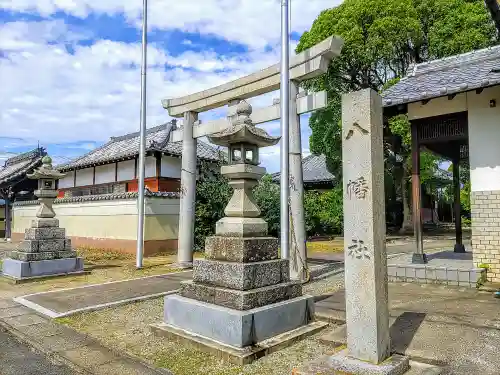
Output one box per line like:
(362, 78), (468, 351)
(194, 160), (232, 251)
(297, 0), (495, 175)
(297, 0), (495, 228)
(253, 174), (281, 237)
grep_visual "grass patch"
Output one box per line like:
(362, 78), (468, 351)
(76, 246), (134, 264)
(52, 292), (341, 375)
(307, 241), (343, 254)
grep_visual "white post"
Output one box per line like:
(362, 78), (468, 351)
(177, 111), (198, 268)
(136, 0), (148, 269)
(289, 81), (307, 281)
(280, 0), (290, 260)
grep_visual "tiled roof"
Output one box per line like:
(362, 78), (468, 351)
(382, 45), (500, 107)
(272, 154), (336, 184)
(0, 148), (46, 187)
(58, 122), (222, 171)
(13, 190), (179, 206)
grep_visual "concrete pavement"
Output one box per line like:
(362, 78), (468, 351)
(315, 282), (500, 374)
(0, 325), (76, 375)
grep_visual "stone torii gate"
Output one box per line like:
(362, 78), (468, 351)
(163, 36), (343, 280)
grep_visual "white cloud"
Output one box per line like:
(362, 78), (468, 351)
(0, 0), (341, 49)
(0, 1), (337, 169)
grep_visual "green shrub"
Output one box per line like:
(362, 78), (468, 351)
(304, 187), (343, 236)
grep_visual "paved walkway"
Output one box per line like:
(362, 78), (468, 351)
(0, 325), (77, 375)
(388, 249), (474, 270)
(14, 272), (193, 318)
(315, 283), (500, 374)
(0, 298), (172, 375)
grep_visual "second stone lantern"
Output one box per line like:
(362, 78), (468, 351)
(153, 100), (321, 364)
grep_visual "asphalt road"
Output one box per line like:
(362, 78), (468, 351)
(0, 326), (76, 375)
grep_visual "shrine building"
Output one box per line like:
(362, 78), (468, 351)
(8, 122), (222, 255)
(382, 44), (500, 282)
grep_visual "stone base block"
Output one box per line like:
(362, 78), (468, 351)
(25, 227), (66, 240)
(205, 236), (279, 262)
(31, 218), (59, 228)
(15, 239), (66, 253)
(17, 240), (39, 253)
(216, 217), (268, 237)
(39, 239), (66, 252)
(193, 259), (289, 290)
(162, 294), (315, 348)
(151, 319), (327, 365)
(8, 250), (77, 262)
(180, 280), (302, 310)
(295, 349), (410, 375)
(2, 257), (84, 280)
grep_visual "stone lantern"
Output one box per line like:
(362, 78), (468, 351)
(208, 100), (280, 233)
(2, 156), (85, 280)
(154, 100), (321, 363)
(30, 155), (65, 219)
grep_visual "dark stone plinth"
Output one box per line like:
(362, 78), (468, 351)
(25, 227), (65, 240)
(8, 250), (77, 262)
(454, 243), (466, 253)
(205, 236), (279, 263)
(412, 253), (428, 264)
(180, 280), (302, 311)
(193, 259), (289, 290)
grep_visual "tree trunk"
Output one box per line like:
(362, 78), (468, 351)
(400, 166), (413, 233)
(485, 0), (500, 39)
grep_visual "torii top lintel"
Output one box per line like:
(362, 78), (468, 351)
(162, 36), (344, 118)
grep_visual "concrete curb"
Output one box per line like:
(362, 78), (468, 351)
(0, 300), (173, 375)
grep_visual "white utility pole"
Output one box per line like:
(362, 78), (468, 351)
(280, 0), (290, 260)
(136, 0), (148, 269)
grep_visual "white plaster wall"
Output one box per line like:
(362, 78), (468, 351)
(468, 86), (500, 192)
(117, 159), (135, 181)
(58, 171), (75, 188)
(75, 168), (94, 186)
(145, 156), (156, 178)
(95, 164), (116, 184)
(161, 155), (181, 178)
(12, 197), (180, 240)
(408, 93), (467, 120)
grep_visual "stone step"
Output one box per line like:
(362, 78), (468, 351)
(193, 258), (289, 290)
(205, 236), (278, 263)
(180, 280), (302, 311)
(25, 227), (65, 240)
(8, 250), (77, 262)
(31, 218), (59, 228)
(17, 239), (70, 253)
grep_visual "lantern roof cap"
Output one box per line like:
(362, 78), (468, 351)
(208, 100), (280, 148)
(27, 154), (66, 180)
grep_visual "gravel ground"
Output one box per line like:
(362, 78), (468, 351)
(57, 273), (345, 375)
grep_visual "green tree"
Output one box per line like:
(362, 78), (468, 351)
(253, 174), (281, 237)
(194, 160), (232, 251)
(297, 0), (495, 230)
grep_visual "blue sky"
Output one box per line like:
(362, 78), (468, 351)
(0, 0), (341, 173)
